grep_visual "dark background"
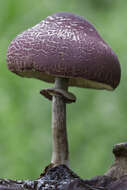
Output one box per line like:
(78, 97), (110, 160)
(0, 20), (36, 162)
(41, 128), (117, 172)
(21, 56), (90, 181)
(0, 0), (126, 180)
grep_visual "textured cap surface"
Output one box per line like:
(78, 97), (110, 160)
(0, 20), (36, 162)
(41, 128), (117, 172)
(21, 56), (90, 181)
(7, 12), (121, 90)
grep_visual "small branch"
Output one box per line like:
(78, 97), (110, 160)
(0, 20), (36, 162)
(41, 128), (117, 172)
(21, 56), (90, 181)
(105, 142), (127, 179)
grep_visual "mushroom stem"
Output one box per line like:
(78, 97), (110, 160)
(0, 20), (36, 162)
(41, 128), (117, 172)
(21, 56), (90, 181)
(51, 77), (69, 166)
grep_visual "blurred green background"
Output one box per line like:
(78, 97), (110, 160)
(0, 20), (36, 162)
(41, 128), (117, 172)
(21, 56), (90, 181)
(0, 0), (126, 180)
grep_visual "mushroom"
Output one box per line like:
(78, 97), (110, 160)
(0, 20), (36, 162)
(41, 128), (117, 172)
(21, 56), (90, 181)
(105, 142), (127, 179)
(7, 12), (121, 167)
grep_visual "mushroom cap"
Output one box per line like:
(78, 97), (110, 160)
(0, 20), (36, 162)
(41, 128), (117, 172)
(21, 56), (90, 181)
(7, 12), (121, 90)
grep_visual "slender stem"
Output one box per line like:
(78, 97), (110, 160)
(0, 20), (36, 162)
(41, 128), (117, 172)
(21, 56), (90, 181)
(51, 77), (69, 166)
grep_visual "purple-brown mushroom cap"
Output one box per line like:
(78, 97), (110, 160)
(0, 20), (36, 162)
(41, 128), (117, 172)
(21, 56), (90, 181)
(7, 12), (121, 90)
